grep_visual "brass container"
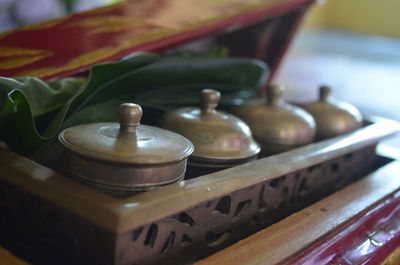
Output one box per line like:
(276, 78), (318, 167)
(159, 89), (260, 175)
(58, 103), (194, 192)
(300, 86), (363, 140)
(231, 85), (316, 156)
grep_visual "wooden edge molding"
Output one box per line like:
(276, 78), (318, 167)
(195, 160), (400, 265)
(0, 120), (399, 233)
(380, 247), (400, 265)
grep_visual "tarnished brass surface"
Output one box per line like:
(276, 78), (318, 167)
(159, 89), (260, 164)
(231, 85), (316, 155)
(58, 103), (194, 191)
(301, 86), (363, 140)
(60, 103), (194, 164)
(0, 119), (398, 232)
(0, 118), (399, 265)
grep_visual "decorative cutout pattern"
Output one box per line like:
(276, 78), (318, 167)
(0, 182), (113, 265)
(144, 224), (158, 248)
(133, 227), (144, 241)
(0, 145), (383, 265)
(214, 196), (231, 214)
(115, 145), (380, 265)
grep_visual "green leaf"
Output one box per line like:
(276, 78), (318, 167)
(69, 56), (268, 114)
(0, 88), (43, 153)
(0, 76), (86, 153)
(0, 52), (162, 153)
(63, 56), (268, 128)
(44, 52), (160, 135)
(0, 52), (269, 154)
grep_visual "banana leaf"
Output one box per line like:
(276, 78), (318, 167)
(44, 52), (161, 135)
(0, 52), (269, 154)
(0, 77), (86, 153)
(0, 52), (160, 154)
(63, 56), (269, 128)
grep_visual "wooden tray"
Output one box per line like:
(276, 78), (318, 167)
(197, 157), (400, 265)
(0, 118), (398, 265)
(1, 1), (399, 264)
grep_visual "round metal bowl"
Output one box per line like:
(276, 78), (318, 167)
(159, 89), (260, 176)
(58, 103), (194, 192)
(300, 86), (363, 140)
(231, 85), (316, 156)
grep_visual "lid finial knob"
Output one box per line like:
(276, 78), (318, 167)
(200, 89), (221, 114)
(119, 103), (142, 133)
(319, 85), (331, 102)
(267, 84), (284, 106)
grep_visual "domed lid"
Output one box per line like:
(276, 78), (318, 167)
(59, 103), (194, 164)
(231, 85), (316, 146)
(301, 86), (363, 139)
(159, 89), (260, 161)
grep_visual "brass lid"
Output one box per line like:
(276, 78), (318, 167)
(300, 86), (363, 140)
(231, 85), (316, 146)
(159, 89), (260, 161)
(59, 103), (194, 164)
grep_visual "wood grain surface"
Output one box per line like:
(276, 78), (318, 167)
(0, 120), (398, 233)
(195, 161), (400, 265)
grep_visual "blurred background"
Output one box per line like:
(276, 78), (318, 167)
(275, 0), (400, 122)
(1, 0), (399, 147)
(0, 0), (123, 32)
(274, 0), (400, 157)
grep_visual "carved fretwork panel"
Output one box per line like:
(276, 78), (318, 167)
(0, 143), (387, 265)
(0, 182), (116, 265)
(115, 145), (378, 265)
